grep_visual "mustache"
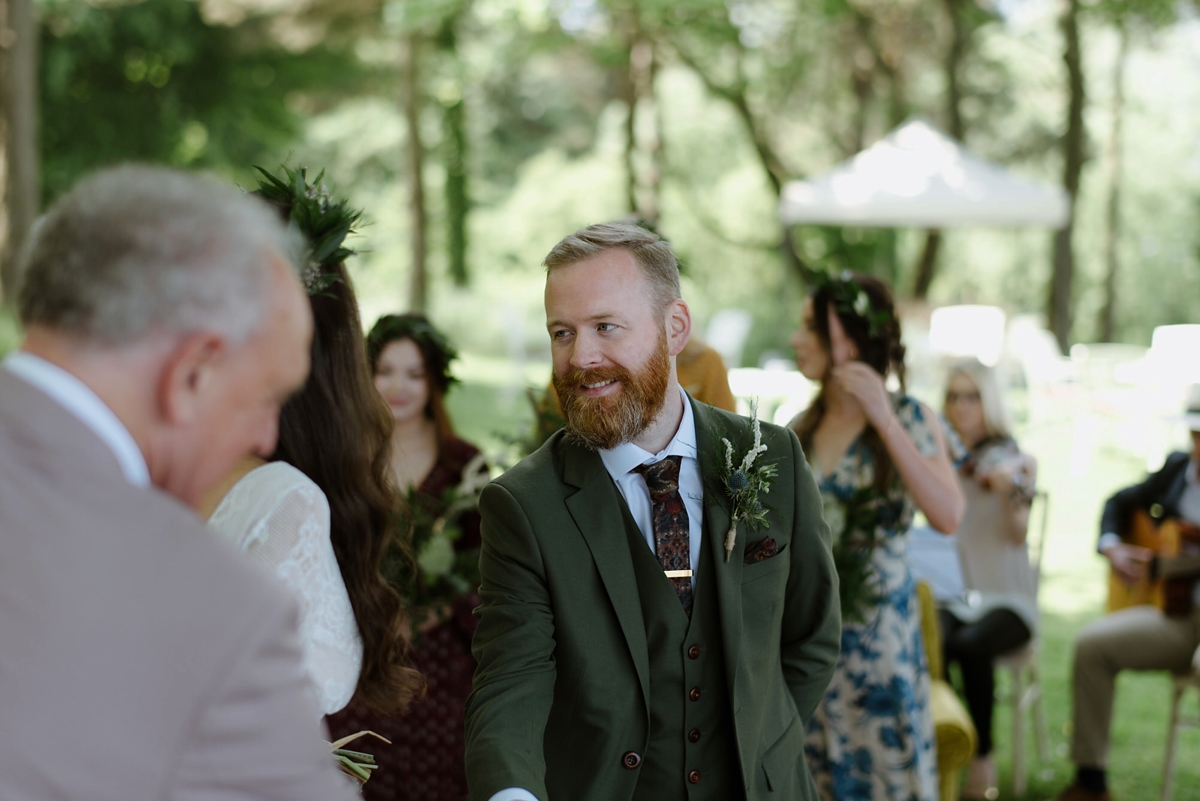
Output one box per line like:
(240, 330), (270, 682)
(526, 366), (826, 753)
(556, 365), (632, 393)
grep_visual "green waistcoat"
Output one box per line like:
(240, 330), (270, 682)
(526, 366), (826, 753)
(622, 512), (740, 801)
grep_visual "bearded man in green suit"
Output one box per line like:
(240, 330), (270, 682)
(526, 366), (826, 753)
(465, 223), (841, 801)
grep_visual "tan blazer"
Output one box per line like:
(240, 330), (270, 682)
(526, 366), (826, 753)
(0, 370), (356, 801)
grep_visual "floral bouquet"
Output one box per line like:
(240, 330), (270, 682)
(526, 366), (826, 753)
(386, 454), (490, 637)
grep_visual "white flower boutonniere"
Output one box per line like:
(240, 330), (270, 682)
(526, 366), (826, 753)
(717, 402), (779, 563)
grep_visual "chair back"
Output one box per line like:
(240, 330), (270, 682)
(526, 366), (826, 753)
(1027, 490), (1051, 600)
(916, 580), (945, 680)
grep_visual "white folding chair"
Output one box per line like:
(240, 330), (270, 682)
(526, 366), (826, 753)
(994, 490), (1051, 797)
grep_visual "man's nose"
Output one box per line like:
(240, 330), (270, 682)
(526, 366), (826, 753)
(569, 334), (604, 370)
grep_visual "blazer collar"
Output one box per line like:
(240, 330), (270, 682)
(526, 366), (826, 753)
(0, 368), (133, 487)
(561, 436), (652, 711)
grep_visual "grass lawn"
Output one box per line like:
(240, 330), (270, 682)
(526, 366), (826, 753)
(450, 358), (1200, 801)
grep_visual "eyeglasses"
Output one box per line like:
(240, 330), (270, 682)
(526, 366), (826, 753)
(946, 391), (981, 405)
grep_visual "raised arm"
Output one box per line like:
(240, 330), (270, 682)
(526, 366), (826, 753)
(780, 428), (842, 722)
(465, 483), (557, 801)
(835, 363), (964, 533)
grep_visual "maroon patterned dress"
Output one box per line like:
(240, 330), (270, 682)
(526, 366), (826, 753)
(326, 437), (483, 801)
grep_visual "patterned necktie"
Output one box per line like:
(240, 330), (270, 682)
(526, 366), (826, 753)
(634, 455), (694, 616)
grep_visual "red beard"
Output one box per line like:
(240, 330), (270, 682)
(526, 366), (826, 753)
(554, 331), (671, 451)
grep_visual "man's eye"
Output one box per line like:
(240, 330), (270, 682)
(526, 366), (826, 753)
(551, 329), (570, 340)
(597, 323), (615, 332)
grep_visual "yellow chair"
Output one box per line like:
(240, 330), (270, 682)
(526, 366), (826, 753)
(918, 580), (978, 801)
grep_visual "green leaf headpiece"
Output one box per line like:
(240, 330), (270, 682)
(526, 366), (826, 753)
(252, 164), (362, 296)
(809, 269), (892, 339)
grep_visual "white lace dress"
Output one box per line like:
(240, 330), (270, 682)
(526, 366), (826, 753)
(209, 461), (363, 716)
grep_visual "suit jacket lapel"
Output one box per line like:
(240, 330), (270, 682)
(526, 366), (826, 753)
(692, 398), (745, 699)
(561, 440), (652, 708)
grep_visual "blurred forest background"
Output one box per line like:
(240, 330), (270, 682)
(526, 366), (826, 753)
(0, 0), (1198, 365)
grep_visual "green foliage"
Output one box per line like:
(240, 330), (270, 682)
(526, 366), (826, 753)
(39, 0), (369, 203)
(251, 164), (362, 294)
(0, 307), (20, 358)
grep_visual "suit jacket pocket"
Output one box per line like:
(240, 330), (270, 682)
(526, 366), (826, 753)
(741, 547), (790, 584)
(760, 714), (806, 795)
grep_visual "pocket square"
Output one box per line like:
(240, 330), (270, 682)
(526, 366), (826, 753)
(743, 537), (786, 565)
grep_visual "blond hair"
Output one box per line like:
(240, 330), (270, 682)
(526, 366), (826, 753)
(945, 357), (1012, 440)
(542, 222), (681, 313)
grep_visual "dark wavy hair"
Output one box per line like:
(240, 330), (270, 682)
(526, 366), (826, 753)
(366, 312), (459, 448)
(247, 168), (426, 714)
(790, 272), (906, 492)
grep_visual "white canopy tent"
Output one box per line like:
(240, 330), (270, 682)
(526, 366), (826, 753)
(779, 119), (1069, 228)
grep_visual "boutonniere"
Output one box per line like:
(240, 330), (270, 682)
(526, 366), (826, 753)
(716, 402), (779, 563)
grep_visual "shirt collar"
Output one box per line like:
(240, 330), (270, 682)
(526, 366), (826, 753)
(599, 386), (699, 477)
(2, 351), (151, 487)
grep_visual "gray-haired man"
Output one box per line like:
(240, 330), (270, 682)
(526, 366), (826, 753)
(0, 166), (357, 800)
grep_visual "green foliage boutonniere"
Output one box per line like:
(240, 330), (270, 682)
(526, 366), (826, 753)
(716, 402), (779, 563)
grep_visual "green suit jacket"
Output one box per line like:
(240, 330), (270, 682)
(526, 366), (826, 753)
(465, 397), (840, 801)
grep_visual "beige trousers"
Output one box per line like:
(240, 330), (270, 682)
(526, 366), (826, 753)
(1071, 605), (1200, 768)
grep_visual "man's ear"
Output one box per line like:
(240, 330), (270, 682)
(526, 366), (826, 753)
(157, 331), (228, 426)
(666, 298), (692, 357)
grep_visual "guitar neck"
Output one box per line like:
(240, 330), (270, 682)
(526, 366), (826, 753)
(1153, 553), (1200, 581)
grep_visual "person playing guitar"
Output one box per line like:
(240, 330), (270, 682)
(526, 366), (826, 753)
(1051, 387), (1200, 801)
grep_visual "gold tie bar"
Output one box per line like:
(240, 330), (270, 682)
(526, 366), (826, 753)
(664, 570), (693, 579)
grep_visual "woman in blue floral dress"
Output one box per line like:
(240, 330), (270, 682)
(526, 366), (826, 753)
(790, 272), (964, 801)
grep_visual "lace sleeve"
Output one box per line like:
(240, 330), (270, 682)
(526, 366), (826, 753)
(209, 464), (363, 716)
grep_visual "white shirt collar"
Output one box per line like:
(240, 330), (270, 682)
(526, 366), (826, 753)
(3, 351), (151, 487)
(599, 386), (699, 477)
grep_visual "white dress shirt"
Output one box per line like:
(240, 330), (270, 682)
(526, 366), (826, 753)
(486, 388), (704, 801)
(2, 351), (150, 487)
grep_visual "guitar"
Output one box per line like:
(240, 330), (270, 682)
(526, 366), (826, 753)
(1105, 511), (1200, 617)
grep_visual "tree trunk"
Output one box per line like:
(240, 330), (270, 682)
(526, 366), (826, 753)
(1, 0), (38, 308)
(912, 230), (943, 298)
(1097, 26), (1128, 343)
(630, 37), (658, 226)
(402, 34), (428, 311)
(913, 0), (968, 300)
(619, 36), (637, 216)
(436, 16), (468, 288)
(1049, 0), (1085, 352)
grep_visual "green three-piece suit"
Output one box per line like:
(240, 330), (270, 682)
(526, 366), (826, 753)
(465, 396), (841, 801)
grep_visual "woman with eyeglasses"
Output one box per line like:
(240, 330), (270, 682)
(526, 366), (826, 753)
(940, 357), (1039, 800)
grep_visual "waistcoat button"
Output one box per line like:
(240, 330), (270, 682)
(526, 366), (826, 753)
(622, 751), (641, 769)
(688, 769), (701, 784)
(689, 687), (701, 702)
(688, 728), (701, 743)
(688, 645), (701, 659)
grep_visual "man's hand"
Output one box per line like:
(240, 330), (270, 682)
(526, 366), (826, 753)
(1103, 542), (1153, 586)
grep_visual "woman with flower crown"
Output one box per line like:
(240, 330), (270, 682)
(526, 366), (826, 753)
(326, 312), (486, 801)
(789, 271), (964, 801)
(200, 167), (424, 728)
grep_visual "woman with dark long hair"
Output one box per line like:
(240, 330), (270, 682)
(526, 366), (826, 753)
(789, 271), (964, 801)
(326, 312), (486, 801)
(202, 168), (423, 721)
